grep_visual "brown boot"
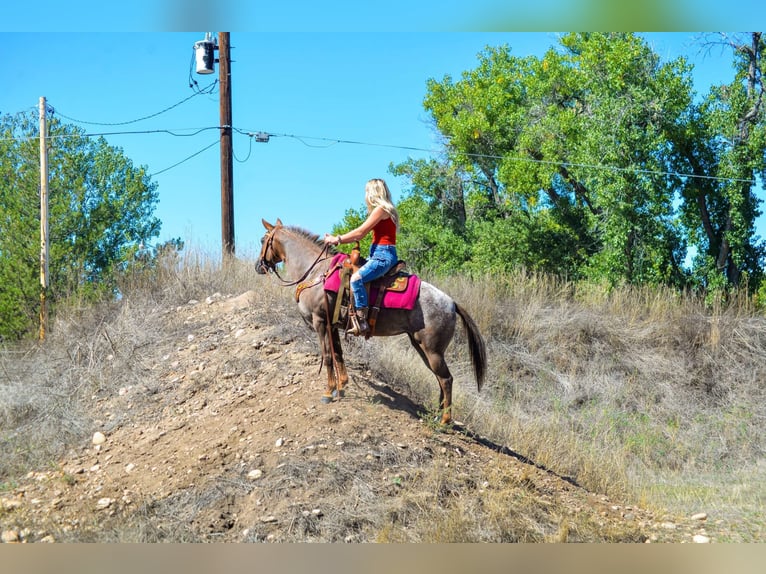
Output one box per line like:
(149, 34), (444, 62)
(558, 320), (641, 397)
(349, 307), (369, 336)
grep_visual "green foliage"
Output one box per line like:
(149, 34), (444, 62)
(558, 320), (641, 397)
(673, 33), (766, 292)
(331, 205), (372, 256)
(371, 32), (764, 296)
(0, 111), (165, 339)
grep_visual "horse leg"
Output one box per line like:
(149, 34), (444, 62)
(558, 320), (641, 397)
(331, 327), (349, 398)
(314, 316), (340, 404)
(313, 319), (348, 403)
(408, 334), (454, 425)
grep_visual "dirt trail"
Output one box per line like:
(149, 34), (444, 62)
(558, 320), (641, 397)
(1, 291), (712, 542)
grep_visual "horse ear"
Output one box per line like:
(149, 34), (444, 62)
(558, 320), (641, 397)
(276, 218), (283, 227)
(262, 218), (274, 231)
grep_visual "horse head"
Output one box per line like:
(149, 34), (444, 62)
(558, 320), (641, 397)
(256, 218), (284, 274)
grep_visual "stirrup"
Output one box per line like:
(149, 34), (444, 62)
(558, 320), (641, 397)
(348, 308), (369, 337)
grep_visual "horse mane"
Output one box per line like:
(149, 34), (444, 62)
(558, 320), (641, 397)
(283, 225), (328, 250)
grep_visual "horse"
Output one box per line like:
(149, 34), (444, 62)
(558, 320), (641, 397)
(255, 218), (486, 425)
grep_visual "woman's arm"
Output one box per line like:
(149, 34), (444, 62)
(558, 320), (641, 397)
(324, 206), (389, 246)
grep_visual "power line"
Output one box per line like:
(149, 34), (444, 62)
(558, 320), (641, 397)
(0, 126), (222, 142)
(49, 87), (216, 127)
(1, 113), (758, 185)
(249, 130), (758, 185)
(149, 139), (219, 177)
(233, 135), (253, 163)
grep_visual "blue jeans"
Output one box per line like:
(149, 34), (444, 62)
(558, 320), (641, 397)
(350, 243), (398, 308)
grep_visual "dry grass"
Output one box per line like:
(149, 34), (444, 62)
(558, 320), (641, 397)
(366, 270), (766, 539)
(2, 253), (765, 541)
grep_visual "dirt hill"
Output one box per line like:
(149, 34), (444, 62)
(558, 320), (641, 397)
(1, 290), (714, 543)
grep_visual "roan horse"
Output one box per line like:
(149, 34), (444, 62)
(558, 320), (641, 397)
(256, 219), (486, 425)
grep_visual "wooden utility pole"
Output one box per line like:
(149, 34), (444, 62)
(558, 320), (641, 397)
(39, 96), (49, 341)
(219, 32), (234, 257)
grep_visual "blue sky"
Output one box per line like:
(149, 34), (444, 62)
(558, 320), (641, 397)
(3, 29), (763, 257)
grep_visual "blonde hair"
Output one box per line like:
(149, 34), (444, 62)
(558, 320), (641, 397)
(365, 178), (399, 228)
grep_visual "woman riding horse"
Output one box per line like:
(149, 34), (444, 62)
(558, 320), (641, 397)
(323, 178), (398, 336)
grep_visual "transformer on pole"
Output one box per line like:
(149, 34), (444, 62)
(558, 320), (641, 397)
(193, 32), (234, 258)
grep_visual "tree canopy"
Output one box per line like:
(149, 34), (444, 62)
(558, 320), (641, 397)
(0, 111), (162, 339)
(334, 33), (766, 297)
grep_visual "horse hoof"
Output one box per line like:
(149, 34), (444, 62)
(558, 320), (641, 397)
(321, 394), (334, 404)
(332, 389), (345, 399)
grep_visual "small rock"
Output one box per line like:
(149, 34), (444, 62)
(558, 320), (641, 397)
(92, 432), (106, 445)
(96, 498), (114, 510)
(2, 530), (20, 543)
(1, 498), (22, 510)
(125, 463), (136, 473)
(311, 508), (323, 517)
(39, 535), (55, 543)
(691, 512), (708, 521)
(660, 522), (677, 530)
(275, 438), (284, 448)
(234, 329), (246, 339)
(693, 534), (711, 543)
(260, 515), (277, 523)
(247, 469), (263, 480)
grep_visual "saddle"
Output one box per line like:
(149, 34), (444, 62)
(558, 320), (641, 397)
(327, 243), (412, 337)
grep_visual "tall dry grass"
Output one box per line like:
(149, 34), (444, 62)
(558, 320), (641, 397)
(362, 269), (766, 539)
(2, 252), (764, 540)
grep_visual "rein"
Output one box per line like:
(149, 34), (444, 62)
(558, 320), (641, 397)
(262, 228), (333, 288)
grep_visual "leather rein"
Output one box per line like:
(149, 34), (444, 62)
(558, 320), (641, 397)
(259, 227), (333, 290)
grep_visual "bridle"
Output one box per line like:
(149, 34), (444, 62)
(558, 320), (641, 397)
(258, 226), (333, 287)
(257, 227), (281, 275)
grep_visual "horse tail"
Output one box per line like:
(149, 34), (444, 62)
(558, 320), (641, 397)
(455, 303), (487, 392)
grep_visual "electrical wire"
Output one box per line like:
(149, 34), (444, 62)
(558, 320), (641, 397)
(248, 130), (758, 185)
(0, 126), (223, 142)
(49, 86), (215, 127)
(1, 111), (758, 185)
(233, 134), (253, 163)
(149, 139), (219, 177)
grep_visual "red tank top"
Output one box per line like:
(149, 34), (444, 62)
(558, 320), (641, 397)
(372, 216), (397, 245)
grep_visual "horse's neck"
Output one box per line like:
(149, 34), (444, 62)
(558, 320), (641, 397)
(282, 235), (323, 281)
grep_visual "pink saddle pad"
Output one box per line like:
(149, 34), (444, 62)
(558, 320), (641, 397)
(323, 253), (421, 310)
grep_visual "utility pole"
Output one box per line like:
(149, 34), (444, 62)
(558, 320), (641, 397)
(218, 32), (234, 257)
(39, 96), (49, 341)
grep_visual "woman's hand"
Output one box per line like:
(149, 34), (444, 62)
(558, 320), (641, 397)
(323, 233), (340, 246)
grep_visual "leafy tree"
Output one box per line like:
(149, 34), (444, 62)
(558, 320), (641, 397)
(673, 33), (766, 293)
(395, 33), (694, 286)
(0, 111), (162, 339)
(389, 158), (470, 274)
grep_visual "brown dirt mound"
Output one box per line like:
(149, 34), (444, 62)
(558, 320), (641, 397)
(1, 291), (711, 542)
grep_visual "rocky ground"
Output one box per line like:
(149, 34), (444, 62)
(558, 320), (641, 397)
(1, 291), (716, 543)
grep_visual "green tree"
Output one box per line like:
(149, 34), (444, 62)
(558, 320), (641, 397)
(389, 158), (470, 274)
(673, 32), (766, 293)
(0, 111), (162, 339)
(398, 33), (693, 285)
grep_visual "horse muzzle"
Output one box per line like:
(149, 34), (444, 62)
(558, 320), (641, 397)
(255, 260), (270, 275)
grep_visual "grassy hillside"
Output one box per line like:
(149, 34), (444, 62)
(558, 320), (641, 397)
(2, 251), (764, 541)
